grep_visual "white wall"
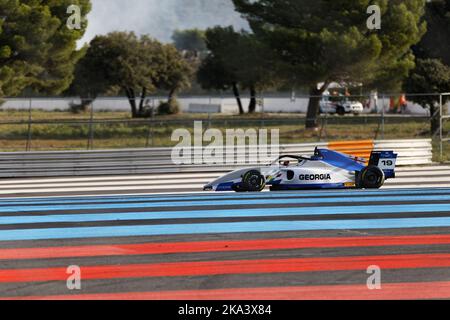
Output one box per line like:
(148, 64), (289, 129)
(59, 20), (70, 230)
(0, 96), (443, 115)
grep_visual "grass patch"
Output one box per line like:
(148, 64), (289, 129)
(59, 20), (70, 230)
(0, 110), (449, 163)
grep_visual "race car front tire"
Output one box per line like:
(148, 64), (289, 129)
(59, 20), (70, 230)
(358, 166), (385, 189)
(240, 170), (266, 192)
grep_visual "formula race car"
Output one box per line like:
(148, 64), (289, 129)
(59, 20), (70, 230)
(203, 148), (397, 192)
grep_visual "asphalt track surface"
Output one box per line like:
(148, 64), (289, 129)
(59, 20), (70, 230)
(0, 176), (450, 300)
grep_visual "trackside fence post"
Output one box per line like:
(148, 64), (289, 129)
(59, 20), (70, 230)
(381, 94), (385, 140)
(87, 99), (95, 150)
(319, 112), (328, 142)
(440, 92), (450, 162)
(25, 98), (32, 152)
(440, 93), (443, 161)
(145, 118), (153, 148)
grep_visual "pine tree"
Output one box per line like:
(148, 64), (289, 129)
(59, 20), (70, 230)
(0, 0), (91, 96)
(232, 0), (427, 128)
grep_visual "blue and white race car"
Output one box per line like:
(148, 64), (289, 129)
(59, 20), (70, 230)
(203, 148), (397, 192)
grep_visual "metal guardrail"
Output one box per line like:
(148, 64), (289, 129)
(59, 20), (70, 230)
(0, 139), (433, 178)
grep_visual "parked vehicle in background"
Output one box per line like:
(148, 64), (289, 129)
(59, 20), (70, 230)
(318, 82), (364, 116)
(320, 94), (364, 116)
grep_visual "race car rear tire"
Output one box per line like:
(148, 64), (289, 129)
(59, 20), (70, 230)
(358, 166), (385, 189)
(337, 106), (346, 116)
(241, 170), (266, 192)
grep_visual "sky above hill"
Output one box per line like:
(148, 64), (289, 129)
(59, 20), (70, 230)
(80, 0), (249, 45)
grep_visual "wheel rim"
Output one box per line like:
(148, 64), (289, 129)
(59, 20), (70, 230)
(248, 174), (262, 189)
(243, 171), (265, 191)
(363, 168), (384, 188)
(367, 173), (377, 183)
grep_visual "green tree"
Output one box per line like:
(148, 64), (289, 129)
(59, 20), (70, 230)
(404, 59), (450, 134)
(0, 0), (91, 96)
(413, 0), (450, 65)
(405, 0), (450, 134)
(197, 26), (281, 114)
(233, 0), (427, 128)
(172, 29), (207, 54)
(197, 53), (243, 111)
(71, 32), (155, 117)
(71, 32), (192, 117)
(153, 44), (193, 105)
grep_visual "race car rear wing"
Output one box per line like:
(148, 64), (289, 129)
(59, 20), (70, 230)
(369, 151), (398, 179)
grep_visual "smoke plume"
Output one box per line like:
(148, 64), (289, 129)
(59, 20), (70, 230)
(81, 0), (248, 44)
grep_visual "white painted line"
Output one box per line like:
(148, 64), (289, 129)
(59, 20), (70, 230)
(0, 173), (226, 184)
(2, 181), (450, 195)
(396, 166), (450, 172)
(386, 177), (450, 183)
(396, 171), (450, 177)
(0, 191), (214, 200)
(382, 184), (450, 189)
(0, 184), (206, 195)
(0, 179), (213, 189)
